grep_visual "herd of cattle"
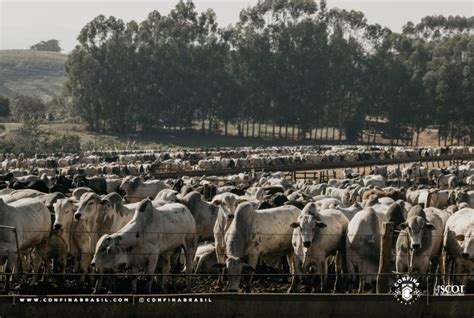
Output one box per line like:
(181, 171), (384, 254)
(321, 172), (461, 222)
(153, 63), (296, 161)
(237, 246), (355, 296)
(1, 145), (473, 176)
(0, 146), (473, 294)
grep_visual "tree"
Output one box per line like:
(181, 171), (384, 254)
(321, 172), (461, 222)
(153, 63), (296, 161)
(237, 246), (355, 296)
(9, 94), (46, 123)
(0, 95), (10, 117)
(30, 39), (62, 52)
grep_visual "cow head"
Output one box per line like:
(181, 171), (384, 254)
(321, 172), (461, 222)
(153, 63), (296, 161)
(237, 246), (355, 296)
(53, 198), (77, 231)
(397, 215), (435, 250)
(455, 228), (474, 260)
(290, 203), (326, 249)
(212, 193), (238, 227)
(74, 192), (113, 226)
(119, 176), (139, 194)
(91, 234), (129, 269)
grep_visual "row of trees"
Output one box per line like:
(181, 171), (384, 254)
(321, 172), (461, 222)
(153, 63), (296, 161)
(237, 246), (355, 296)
(30, 39), (62, 52)
(64, 0), (474, 143)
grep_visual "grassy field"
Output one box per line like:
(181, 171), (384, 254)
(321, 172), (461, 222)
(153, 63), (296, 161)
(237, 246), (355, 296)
(0, 122), (317, 150)
(0, 50), (67, 100)
(0, 121), (443, 152)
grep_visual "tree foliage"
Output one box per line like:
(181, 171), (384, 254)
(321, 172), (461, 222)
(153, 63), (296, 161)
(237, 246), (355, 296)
(64, 0), (474, 143)
(30, 39), (62, 52)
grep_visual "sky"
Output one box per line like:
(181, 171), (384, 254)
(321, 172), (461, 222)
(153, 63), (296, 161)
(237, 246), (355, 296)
(0, 0), (473, 53)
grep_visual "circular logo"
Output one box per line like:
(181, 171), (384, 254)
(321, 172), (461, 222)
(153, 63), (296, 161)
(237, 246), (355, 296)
(392, 276), (422, 305)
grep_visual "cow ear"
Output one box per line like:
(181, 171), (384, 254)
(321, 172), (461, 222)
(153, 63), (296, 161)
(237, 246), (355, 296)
(290, 222), (299, 228)
(425, 223), (435, 230)
(212, 199), (222, 206)
(397, 222), (408, 230)
(455, 234), (465, 241)
(138, 199), (152, 213)
(316, 222), (327, 228)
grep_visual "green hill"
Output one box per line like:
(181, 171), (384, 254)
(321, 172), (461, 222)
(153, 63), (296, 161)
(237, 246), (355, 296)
(0, 49), (67, 100)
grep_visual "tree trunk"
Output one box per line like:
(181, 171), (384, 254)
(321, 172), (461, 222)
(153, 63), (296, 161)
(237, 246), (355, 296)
(208, 117), (212, 133)
(285, 124), (288, 139)
(415, 127), (420, 146)
(224, 121), (228, 136)
(252, 121), (255, 137)
(246, 120), (249, 137)
(332, 126), (335, 140)
(450, 123), (454, 146)
(292, 126), (295, 140)
(201, 117), (205, 132)
(272, 123), (275, 140)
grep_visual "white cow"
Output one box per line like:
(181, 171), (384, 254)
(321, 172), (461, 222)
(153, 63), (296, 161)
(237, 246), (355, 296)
(119, 176), (169, 203)
(443, 208), (474, 285)
(52, 198), (91, 277)
(395, 206), (444, 276)
(91, 200), (197, 293)
(179, 191), (218, 242)
(289, 203), (348, 292)
(0, 198), (51, 287)
(346, 207), (388, 292)
(224, 202), (301, 292)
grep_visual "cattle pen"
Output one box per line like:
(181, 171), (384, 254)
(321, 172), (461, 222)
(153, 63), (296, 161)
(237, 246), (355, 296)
(1, 151), (474, 318)
(152, 153), (474, 182)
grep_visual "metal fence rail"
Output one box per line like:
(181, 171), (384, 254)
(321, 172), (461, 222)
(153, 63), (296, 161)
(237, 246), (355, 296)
(151, 154), (474, 179)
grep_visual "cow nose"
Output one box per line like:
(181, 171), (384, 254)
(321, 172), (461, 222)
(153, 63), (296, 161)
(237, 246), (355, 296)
(53, 223), (61, 230)
(91, 261), (95, 267)
(303, 241), (311, 248)
(74, 213), (81, 220)
(462, 253), (470, 259)
(412, 243), (420, 250)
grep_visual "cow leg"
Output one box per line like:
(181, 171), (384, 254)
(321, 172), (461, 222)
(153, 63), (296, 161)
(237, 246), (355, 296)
(31, 251), (44, 285)
(321, 259), (329, 293)
(92, 268), (104, 294)
(78, 255), (92, 285)
(245, 253), (259, 293)
(158, 255), (170, 293)
(215, 242), (226, 289)
(184, 244), (196, 293)
(144, 256), (160, 294)
(358, 262), (366, 294)
(287, 252), (299, 293)
(2, 255), (15, 292)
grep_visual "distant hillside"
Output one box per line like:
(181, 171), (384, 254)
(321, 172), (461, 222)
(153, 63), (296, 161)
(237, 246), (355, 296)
(0, 50), (67, 100)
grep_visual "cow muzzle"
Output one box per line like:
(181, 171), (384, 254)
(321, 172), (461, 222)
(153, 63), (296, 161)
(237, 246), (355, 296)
(53, 223), (61, 230)
(303, 241), (312, 248)
(462, 253), (470, 260)
(74, 213), (81, 220)
(411, 243), (421, 250)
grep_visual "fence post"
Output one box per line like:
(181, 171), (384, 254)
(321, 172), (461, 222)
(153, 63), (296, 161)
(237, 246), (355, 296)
(377, 222), (394, 293)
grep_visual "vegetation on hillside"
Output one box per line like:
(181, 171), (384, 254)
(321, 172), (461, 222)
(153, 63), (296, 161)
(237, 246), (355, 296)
(30, 39), (62, 52)
(0, 50), (66, 99)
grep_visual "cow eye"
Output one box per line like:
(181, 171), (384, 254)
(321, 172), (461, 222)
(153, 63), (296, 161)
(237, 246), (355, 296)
(88, 201), (93, 205)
